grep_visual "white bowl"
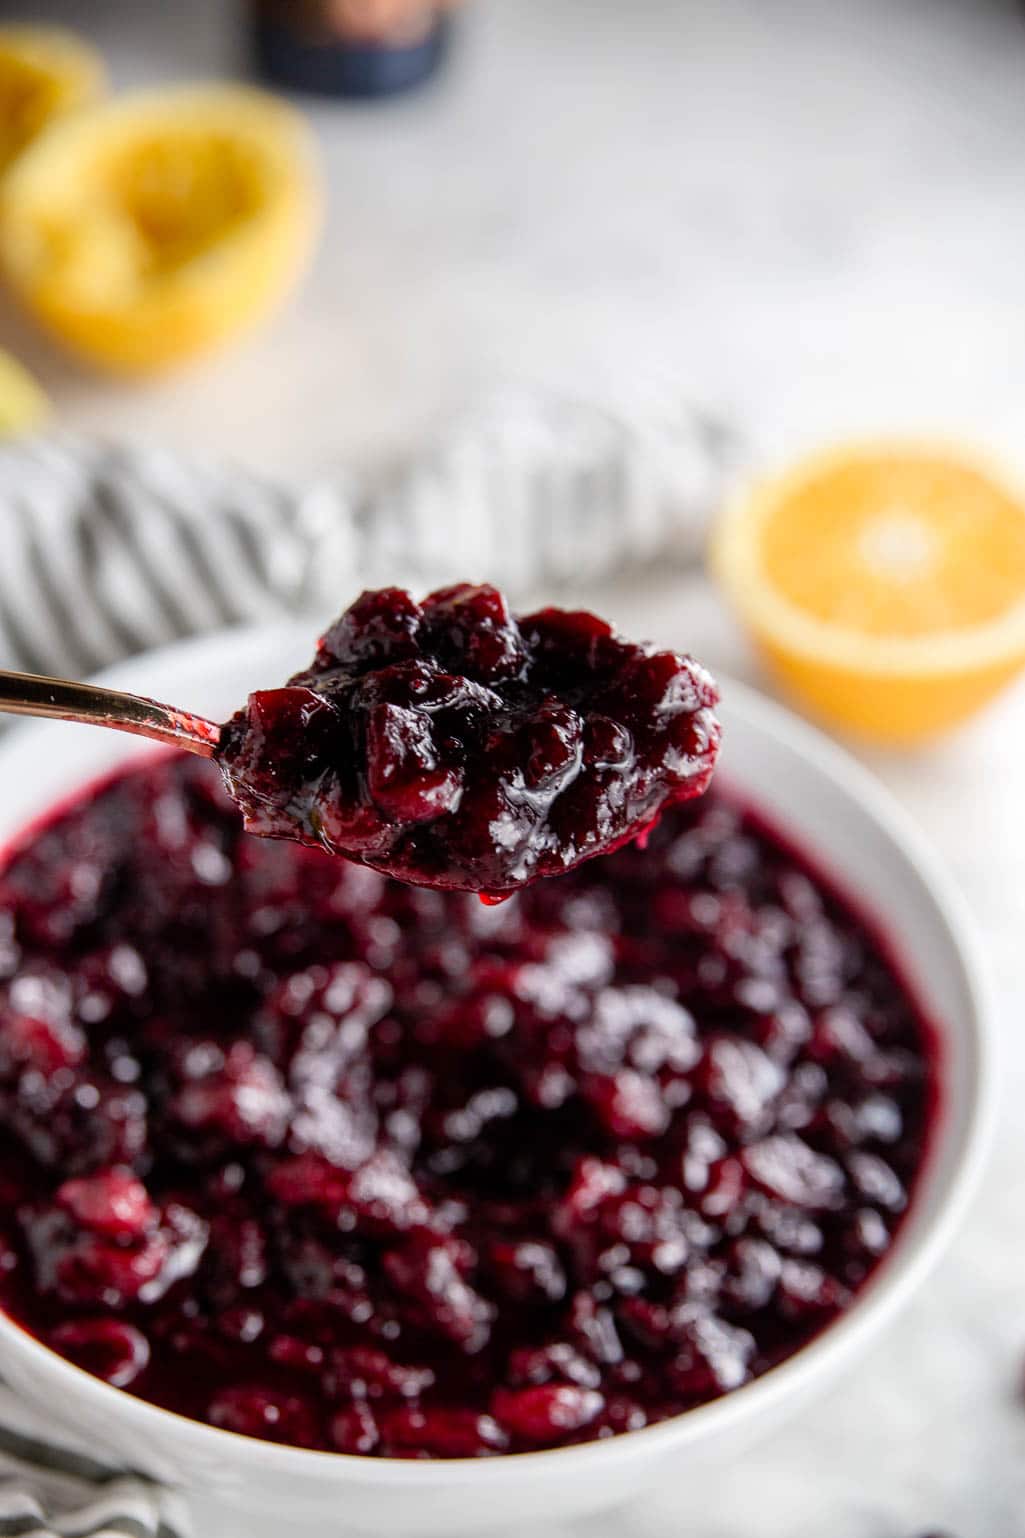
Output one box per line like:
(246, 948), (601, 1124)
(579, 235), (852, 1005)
(0, 623), (995, 1538)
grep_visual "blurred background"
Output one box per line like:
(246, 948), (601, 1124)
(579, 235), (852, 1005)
(3, 0), (1025, 474)
(0, 2), (1023, 1535)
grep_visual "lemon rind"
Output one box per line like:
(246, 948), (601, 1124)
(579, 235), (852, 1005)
(0, 23), (105, 88)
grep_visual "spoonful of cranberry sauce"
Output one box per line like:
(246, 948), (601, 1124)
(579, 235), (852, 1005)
(0, 584), (721, 898)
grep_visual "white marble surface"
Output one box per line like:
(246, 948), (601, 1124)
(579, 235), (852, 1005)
(11, 0), (1025, 1532)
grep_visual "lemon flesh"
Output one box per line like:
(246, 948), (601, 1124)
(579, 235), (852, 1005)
(0, 346), (48, 436)
(0, 84), (321, 373)
(0, 24), (104, 175)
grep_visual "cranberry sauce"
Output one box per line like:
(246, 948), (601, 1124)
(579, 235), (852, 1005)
(0, 754), (938, 1457)
(215, 585), (721, 898)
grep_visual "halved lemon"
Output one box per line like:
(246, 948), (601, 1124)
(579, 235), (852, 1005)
(0, 24), (104, 176)
(710, 442), (1025, 743)
(0, 345), (48, 436)
(0, 84), (320, 373)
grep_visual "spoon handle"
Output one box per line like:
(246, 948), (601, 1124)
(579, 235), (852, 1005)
(0, 669), (221, 757)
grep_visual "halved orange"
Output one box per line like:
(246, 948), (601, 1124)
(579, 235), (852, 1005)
(0, 84), (320, 373)
(710, 442), (1025, 743)
(0, 24), (104, 176)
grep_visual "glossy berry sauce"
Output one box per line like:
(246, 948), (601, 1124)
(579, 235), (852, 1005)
(215, 585), (721, 898)
(0, 755), (938, 1457)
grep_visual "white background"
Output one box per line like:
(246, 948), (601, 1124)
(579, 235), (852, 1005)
(9, 0), (1025, 1532)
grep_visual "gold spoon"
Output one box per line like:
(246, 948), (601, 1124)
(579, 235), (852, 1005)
(0, 667), (221, 757)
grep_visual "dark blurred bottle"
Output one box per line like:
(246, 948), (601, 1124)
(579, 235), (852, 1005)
(250, 0), (456, 100)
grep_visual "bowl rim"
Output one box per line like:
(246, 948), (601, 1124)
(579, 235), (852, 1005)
(0, 622), (997, 1484)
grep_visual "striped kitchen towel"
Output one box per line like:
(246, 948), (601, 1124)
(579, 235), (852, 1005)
(0, 389), (737, 679)
(0, 1379), (187, 1538)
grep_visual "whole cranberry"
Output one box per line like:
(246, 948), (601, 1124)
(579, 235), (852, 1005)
(49, 1319), (150, 1388)
(0, 1010), (85, 1077)
(169, 1042), (290, 1150)
(208, 1385), (319, 1448)
(330, 1402), (380, 1455)
(383, 1233), (493, 1351)
(379, 1406), (508, 1458)
(56, 1168), (155, 1240)
(491, 1385), (605, 1444)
